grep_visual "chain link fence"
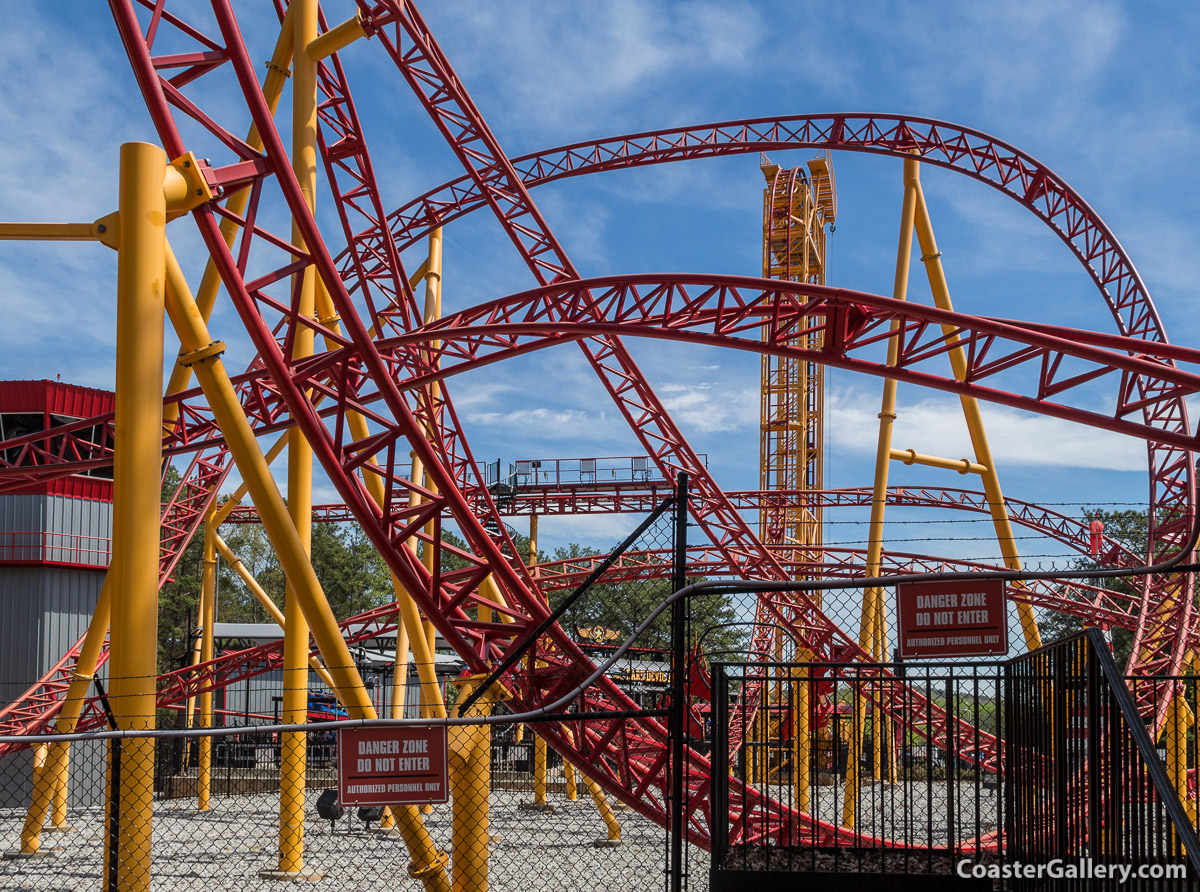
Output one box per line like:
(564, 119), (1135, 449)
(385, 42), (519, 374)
(1, 717), (689, 892)
(2, 477), (1198, 892)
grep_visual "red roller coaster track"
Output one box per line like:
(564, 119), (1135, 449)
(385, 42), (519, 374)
(0, 0), (1193, 850)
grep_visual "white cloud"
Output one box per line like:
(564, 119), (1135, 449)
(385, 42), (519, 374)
(659, 381), (757, 433)
(425, 0), (765, 141)
(539, 514), (644, 545)
(465, 406), (622, 442)
(828, 389), (1148, 473)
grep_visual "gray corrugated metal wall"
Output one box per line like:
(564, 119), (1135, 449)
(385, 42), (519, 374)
(0, 565), (107, 810)
(44, 494), (112, 567)
(0, 494), (111, 567)
(0, 494), (110, 811)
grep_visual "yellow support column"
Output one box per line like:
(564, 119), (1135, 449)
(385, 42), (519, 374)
(1162, 694), (1197, 825)
(532, 733), (549, 807)
(197, 514), (217, 812)
(48, 754), (70, 833)
(792, 663), (811, 814)
(564, 762), (578, 802)
(519, 516), (554, 814)
(419, 229), (448, 736)
(285, 271), (442, 727)
(844, 158), (918, 819)
(287, 0), (316, 858)
(448, 676), (508, 892)
(583, 775), (622, 846)
(13, 744), (54, 859)
(390, 616), (411, 719)
(841, 694), (866, 830)
(161, 244), (450, 892)
(266, 0), (318, 877)
(106, 140), (167, 892)
(908, 166), (1041, 652)
(861, 156), (917, 659)
(530, 517), (550, 809)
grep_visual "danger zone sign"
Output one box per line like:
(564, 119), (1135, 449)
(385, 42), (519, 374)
(337, 725), (449, 806)
(895, 578), (1008, 660)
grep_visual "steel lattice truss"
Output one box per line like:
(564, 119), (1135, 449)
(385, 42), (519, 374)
(0, 0), (1196, 850)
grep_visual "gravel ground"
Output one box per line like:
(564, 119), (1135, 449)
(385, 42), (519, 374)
(1, 777), (994, 890)
(1, 786), (710, 892)
(771, 779), (1002, 845)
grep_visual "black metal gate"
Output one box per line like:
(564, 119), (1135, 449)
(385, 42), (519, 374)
(1005, 629), (1200, 890)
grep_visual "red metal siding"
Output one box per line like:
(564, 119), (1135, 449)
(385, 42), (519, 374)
(0, 379), (114, 416)
(0, 380), (115, 502)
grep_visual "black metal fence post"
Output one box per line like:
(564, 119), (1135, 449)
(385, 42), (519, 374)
(669, 471), (688, 892)
(108, 738), (121, 892)
(710, 663), (728, 879)
(93, 675), (120, 892)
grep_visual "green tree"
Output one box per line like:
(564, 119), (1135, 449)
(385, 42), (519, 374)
(437, 528), (747, 656)
(547, 543), (746, 657)
(214, 520), (394, 622)
(156, 490), (397, 674)
(1043, 509), (1149, 666)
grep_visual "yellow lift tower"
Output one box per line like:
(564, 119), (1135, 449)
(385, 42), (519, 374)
(759, 153), (835, 559)
(752, 155), (835, 801)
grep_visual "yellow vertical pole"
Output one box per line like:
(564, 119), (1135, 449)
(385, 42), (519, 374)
(409, 449), (443, 717)
(409, 227), (448, 741)
(793, 663), (811, 814)
(197, 512), (217, 812)
(532, 730), (548, 807)
(908, 169), (1041, 652)
(17, 744), (52, 855)
(417, 226), (446, 809)
(415, 451), (438, 816)
(861, 157), (917, 657)
(274, 0), (317, 876)
(844, 157), (918, 815)
(304, 280), (445, 727)
(48, 753), (69, 831)
(161, 245), (450, 892)
(528, 515), (549, 807)
(106, 140), (167, 892)
(448, 676), (508, 892)
(841, 690), (865, 830)
(564, 762), (578, 801)
(183, 598), (204, 759)
(390, 617), (411, 718)
(1163, 694), (1197, 825)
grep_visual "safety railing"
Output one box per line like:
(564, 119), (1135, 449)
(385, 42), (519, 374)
(0, 529), (111, 568)
(485, 455), (707, 491)
(709, 659), (1004, 886)
(1005, 629), (1200, 890)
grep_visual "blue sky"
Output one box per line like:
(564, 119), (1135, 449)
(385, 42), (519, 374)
(0, 1), (1197, 565)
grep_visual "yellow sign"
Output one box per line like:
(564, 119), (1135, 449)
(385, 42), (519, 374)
(618, 667), (669, 685)
(576, 625), (620, 642)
